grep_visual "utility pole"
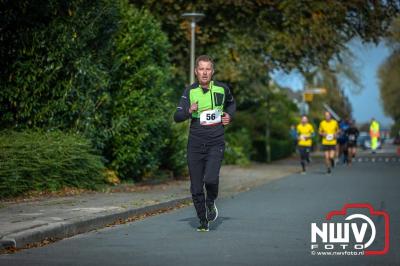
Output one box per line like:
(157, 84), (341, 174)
(265, 79), (275, 163)
(265, 95), (271, 163)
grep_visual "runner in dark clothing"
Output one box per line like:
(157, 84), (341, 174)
(174, 55), (236, 232)
(345, 120), (359, 166)
(338, 119), (350, 164)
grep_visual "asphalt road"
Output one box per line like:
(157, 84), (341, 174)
(1, 158), (399, 266)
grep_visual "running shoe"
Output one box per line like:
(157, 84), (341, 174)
(206, 202), (218, 222)
(197, 220), (209, 232)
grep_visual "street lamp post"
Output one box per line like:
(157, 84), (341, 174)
(181, 12), (205, 84)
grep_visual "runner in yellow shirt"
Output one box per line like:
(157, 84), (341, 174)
(296, 115), (315, 174)
(319, 111), (339, 174)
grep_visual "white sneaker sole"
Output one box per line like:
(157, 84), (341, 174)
(208, 204), (218, 222)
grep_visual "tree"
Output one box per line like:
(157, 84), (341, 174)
(301, 61), (355, 121)
(133, 0), (399, 84)
(134, 0), (398, 136)
(228, 80), (298, 162)
(378, 16), (400, 135)
(133, 0), (398, 162)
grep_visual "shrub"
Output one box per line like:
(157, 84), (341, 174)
(0, 130), (105, 198)
(160, 122), (188, 177)
(270, 139), (293, 161)
(0, 0), (115, 134)
(108, 3), (174, 179)
(224, 128), (252, 165)
(0, 0), (182, 181)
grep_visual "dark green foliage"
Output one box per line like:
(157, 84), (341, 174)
(0, 131), (105, 198)
(108, 2), (172, 178)
(228, 84), (298, 162)
(252, 139), (293, 162)
(0, 0), (184, 180)
(379, 17), (400, 135)
(0, 0), (117, 159)
(270, 140), (293, 161)
(133, 0), (399, 84)
(0, 0), (115, 133)
(159, 123), (188, 177)
(224, 128), (252, 166)
(132, 0), (399, 164)
(4, 0), (396, 192)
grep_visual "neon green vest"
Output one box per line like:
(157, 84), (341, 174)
(190, 81), (225, 118)
(370, 121), (380, 138)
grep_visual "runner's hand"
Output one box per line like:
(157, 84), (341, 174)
(222, 112), (231, 125)
(189, 102), (198, 113)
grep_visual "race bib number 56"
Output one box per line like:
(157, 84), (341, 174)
(200, 110), (222, 126)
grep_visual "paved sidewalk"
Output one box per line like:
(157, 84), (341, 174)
(0, 158), (302, 250)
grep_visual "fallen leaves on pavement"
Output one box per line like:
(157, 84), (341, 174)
(0, 199), (192, 255)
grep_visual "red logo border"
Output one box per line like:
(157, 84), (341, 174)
(325, 203), (390, 256)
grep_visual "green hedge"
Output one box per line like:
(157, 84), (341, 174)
(252, 139), (293, 162)
(0, 131), (105, 198)
(270, 139), (293, 161)
(224, 128), (252, 165)
(160, 122), (188, 177)
(0, 0), (183, 180)
(109, 2), (173, 179)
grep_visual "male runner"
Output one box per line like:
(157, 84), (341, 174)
(296, 116), (314, 174)
(338, 119), (350, 164)
(174, 55), (236, 232)
(345, 120), (359, 165)
(290, 125), (298, 153)
(319, 111), (339, 174)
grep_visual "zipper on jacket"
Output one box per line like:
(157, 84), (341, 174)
(210, 82), (213, 109)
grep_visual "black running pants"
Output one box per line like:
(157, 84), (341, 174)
(187, 143), (225, 221)
(298, 146), (310, 165)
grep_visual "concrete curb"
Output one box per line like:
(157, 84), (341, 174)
(0, 196), (191, 250)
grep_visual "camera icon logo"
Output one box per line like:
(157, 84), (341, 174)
(311, 203), (390, 256)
